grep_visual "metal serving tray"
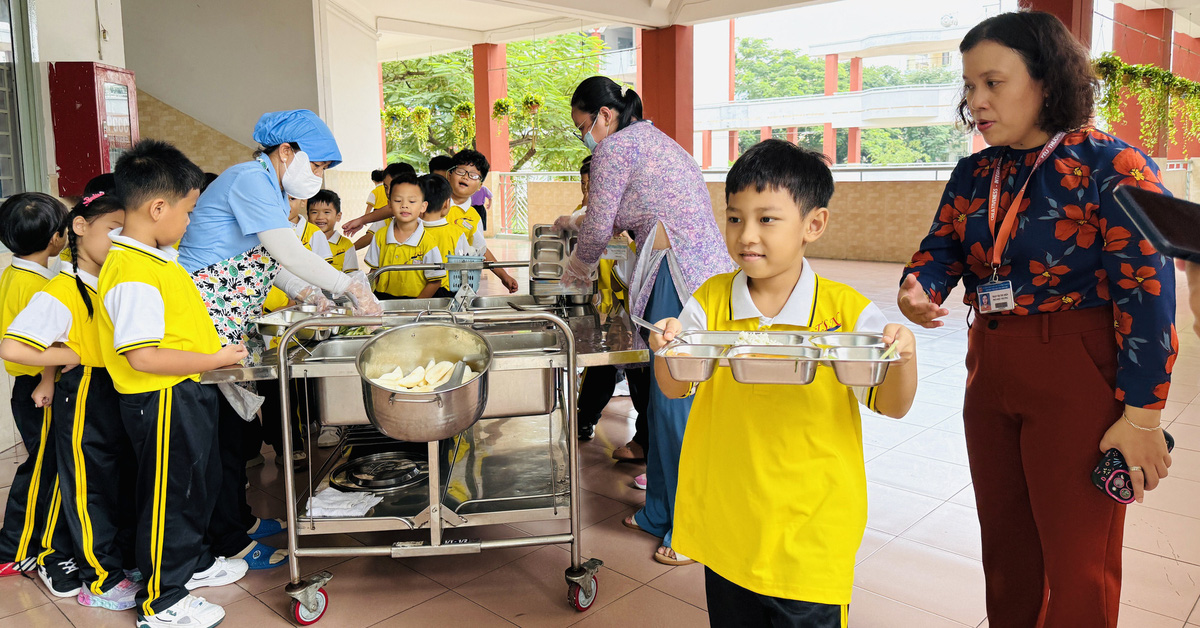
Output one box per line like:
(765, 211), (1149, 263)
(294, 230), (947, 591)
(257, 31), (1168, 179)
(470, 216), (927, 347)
(254, 305), (350, 340)
(726, 345), (820, 385)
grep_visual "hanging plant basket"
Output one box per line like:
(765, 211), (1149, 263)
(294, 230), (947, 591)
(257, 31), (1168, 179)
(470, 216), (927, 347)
(522, 93), (544, 116)
(1094, 52), (1200, 155)
(451, 101), (476, 149)
(380, 104), (409, 145)
(492, 97), (514, 121)
(409, 106), (431, 150)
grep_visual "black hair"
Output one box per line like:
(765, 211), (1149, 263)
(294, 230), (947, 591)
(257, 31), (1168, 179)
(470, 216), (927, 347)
(82, 173), (116, 198)
(254, 141), (301, 158)
(383, 162), (416, 181)
(370, 169), (385, 183)
(428, 155), (454, 173)
(114, 139), (205, 211)
(451, 149), (490, 179)
(957, 11), (1097, 135)
(0, 193), (70, 256)
(419, 173), (452, 213)
(308, 189), (341, 214)
(726, 139), (834, 214)
(67, 193), (124, 319)
(388, 172), (422, 200)
(201, 172), (219, 194)
(580, 156), (592, 177)
(571, 76), (643, 132)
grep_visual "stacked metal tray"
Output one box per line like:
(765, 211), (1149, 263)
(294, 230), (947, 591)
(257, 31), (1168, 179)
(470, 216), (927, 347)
(528, 224), (595, 297)
(655, 331), (898, 387)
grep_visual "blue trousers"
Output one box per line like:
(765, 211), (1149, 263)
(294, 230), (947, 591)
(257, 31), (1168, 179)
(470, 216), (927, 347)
(633, 266), (693, 548)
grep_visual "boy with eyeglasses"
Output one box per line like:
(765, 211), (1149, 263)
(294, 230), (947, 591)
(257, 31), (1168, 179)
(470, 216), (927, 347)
(447, 150), (517, 293)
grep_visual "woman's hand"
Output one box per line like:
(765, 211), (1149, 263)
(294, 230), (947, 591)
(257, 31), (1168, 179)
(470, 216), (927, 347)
(553, 214), (583, 233)
(648, 318), (682, 352)
(32, 377), (55, 408)
(343, 274), (383, 316)
(561, 254), (594, 291)
(881, 323), (917, 366)
(1099, 406), (1171, 503)
(897, 275), (949, 328)
(296, 285), (333, 312)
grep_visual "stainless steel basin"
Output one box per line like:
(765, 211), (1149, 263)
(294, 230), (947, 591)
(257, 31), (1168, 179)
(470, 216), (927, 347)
(380, 298), (452, 313)
(532, 241), (564, 262)
(466, 295), (557, 311)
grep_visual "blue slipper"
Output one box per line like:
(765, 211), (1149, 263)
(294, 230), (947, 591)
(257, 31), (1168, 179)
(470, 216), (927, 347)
(248, 517), (286, 540)
(243, 542), (288, 570)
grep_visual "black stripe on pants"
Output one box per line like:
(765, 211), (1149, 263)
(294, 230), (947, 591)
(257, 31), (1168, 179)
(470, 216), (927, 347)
(120, 379), (219, 616)
(55, 367), (136, 594)
(206, 394), (255, 557)
(0, 375), (60, 564)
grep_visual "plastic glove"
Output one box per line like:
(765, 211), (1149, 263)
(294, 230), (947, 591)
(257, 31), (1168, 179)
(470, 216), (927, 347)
(553, 211), (585, 233)
(561, 253), (595, 291)
(296, 285), (334, 312)
(341, 271), (383, 316)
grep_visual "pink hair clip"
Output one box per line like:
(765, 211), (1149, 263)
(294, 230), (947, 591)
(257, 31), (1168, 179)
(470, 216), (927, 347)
(82, 191), (105, 206)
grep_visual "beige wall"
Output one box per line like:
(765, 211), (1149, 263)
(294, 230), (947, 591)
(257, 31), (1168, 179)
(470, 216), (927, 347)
(526, 179), (941, 264)
(136, 90), (251, 175)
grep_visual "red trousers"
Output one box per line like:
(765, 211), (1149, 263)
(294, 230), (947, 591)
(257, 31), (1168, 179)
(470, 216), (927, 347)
(964, 307), (1125, 628)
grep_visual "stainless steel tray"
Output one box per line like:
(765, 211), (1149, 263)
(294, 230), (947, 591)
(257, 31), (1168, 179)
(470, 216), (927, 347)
(254, 305), (350, 340)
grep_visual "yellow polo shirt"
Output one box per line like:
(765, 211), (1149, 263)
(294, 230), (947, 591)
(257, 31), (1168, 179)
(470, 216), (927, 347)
(0, 257), (58, 377)
(5, 269), (105, 368)
(672, 265), (888, 604)
(365, 219), (446, 298)
(327, 232), (357, 273)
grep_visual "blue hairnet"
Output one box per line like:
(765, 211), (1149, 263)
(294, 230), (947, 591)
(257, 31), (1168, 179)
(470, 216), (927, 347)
(253, 110), (342, 168)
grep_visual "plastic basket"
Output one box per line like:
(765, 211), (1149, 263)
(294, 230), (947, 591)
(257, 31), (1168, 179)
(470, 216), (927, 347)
(447, 255), (484, 292)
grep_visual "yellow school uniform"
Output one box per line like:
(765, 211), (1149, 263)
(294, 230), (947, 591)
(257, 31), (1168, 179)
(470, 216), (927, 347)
(369, 184), (388, 210)
(263, 220), (332, 312)
(327, 231), (357, 273)
(446, 203), (482, 237)
(96, 230), (222, 395)
(365, 219), (447, 298)
(0, 258), (58, 377)
(5, 270), (105, 368)
(671, 266), (888, 605)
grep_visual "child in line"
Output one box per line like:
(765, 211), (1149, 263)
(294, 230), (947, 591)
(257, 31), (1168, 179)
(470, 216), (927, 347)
(648, 140), (919, 626)
(364, 173), (452, 299)
(0, 193), (72, 588)
(307, 189), (358, 273)
(0, 193), (141, 611)
(261, 196), (332, 313)
(445, 150), (518, 293)
(99, 139), (249, 628)
(417, 173), (476, 294)
(348, 162), (418, 249)
(365, 168), (386, 216)
(428, 155), (453, 179)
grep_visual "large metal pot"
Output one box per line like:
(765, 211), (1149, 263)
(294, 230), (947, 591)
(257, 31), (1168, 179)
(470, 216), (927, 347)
(355, 322), (492, 441)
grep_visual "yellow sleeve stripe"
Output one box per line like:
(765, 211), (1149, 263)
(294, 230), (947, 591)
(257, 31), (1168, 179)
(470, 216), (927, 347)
(2, 332), (48, 351)
(116, 339), (161, 354)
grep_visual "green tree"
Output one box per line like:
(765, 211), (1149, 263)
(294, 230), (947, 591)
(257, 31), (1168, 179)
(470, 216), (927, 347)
(381, 32), (608, 172)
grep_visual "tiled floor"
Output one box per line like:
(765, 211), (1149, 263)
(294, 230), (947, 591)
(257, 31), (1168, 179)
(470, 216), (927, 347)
(2, 249), (1200, 627)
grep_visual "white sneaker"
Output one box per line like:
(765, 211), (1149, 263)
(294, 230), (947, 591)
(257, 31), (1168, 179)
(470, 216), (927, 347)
(185, 556), (247, 590)
(77, 577), (140, 611)
(137, 594), (225, 628)
(317, 426), (341, 448)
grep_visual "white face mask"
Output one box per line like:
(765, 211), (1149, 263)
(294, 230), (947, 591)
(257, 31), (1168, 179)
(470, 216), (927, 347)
(280, 150), (323, 200)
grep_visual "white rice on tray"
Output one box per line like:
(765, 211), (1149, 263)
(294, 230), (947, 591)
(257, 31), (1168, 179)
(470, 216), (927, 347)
(736, 331), (782, 346)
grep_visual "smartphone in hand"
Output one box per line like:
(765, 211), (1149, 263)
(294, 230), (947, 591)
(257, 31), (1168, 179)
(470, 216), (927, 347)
(1092, 431), (1175, 504)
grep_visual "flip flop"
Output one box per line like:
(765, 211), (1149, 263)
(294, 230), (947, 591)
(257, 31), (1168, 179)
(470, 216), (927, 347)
(622, 514), (644, 532)
(653, 546), (695, 566)
(242, 542), (288, 570)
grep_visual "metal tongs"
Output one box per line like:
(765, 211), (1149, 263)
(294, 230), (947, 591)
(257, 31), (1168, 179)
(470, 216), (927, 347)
(630, 314), (689, 344)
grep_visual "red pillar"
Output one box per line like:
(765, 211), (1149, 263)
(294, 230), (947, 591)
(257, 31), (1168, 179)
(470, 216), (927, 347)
(642, 25), (694, 152)
(1018, 0), (1094, 44)
(847, 56), (863, 164)
(634, 28), (644, 93)
(1111, 5), (1172, 156)
(823, 54), (838, 163)
(1172, 31), (1200, 159)
(702, 130), (712, 168)
(787, 127), (798, 144)
(729, 131), (739, 163)
(760, 126), (771, 141)
(472, 44), (511, 172)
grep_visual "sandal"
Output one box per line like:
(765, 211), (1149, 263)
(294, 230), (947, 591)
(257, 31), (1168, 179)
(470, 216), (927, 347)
(612, 441), (646, 463)
(622, 514), (646, 532)
(653, 546), (695, 566)
(248, 517), (286, 540)
(240, 542), (288, 570)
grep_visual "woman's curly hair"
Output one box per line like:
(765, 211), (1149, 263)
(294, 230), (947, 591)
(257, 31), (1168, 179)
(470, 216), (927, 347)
(957, 11), (1098, 134)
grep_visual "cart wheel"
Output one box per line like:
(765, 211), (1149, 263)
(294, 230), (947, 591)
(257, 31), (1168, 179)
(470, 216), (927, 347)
(567, 576), (598, 612)
(291, 587), (328, 625)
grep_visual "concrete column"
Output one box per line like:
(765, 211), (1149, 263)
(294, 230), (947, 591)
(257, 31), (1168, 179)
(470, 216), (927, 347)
(702, 130), (713, 168)
(823, 54), (838, 163)
(760, 126), (771, 141)
(847, 56), (863, 164)
(1018, 0), (1094, 44)
(1111, 4), (1172, 156)
(642, 25), (695, 151)
(634, 28), (644, 93)
(472, 43), (511, 172)
(729, 131), (739, 163)
(787, 127), (798, 144)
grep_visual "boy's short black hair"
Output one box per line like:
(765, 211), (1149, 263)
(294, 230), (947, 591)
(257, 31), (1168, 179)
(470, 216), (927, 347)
(0, 192), (69, 255)
(726, 139), (833, 214)
(383, 162), (415, 181)
(114, 139), (205, 210)
(419, 174), (452, 212)
(370, 169), (385, 183)
(388, 172), (422, 199)
(428, 155), (454, 173)
(579, 156), (592, 177)
(200, 172), (219, 194)
(451, 149), (490, 179)
(308, 189), (341, 214)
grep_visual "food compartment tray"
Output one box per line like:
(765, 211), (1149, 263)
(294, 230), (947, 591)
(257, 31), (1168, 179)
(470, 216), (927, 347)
(655, 331), (893, 385)
(726, 345), (820, 385)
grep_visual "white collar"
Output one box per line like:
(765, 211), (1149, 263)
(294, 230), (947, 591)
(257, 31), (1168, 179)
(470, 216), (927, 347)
(108, 228), (179, 263)
(386, 219), (425, 247)
(11, 256), (57, 280)
(730, 260), (818, 327)
(452, 198), (471, 210)
(422, 217), (449, 227)
(292, 218), (307, 237)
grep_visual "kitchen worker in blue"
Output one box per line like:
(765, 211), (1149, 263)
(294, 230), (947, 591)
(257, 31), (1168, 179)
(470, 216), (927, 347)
(177, 109), (381, 570)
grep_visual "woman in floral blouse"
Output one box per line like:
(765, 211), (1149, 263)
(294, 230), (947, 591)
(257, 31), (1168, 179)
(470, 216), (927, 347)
(899, 12), (1175, 628)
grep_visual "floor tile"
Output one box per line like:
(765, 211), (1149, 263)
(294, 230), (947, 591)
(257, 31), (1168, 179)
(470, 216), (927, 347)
(260, 556), (445, 628)
(900, 502), (982, 561)
(372, 590), (516, 627)
(948, 485), (976, 509)
(913, 382), (966, 409)
(921, 363), (967, 388)
(575, 509), (674, 585)
(893, 401), (960, 428)
(647, 562), (706, 611)
(849, 588), (970, 628)
(573, 584), (708, 627)
(1173, 403), (1200, 427)
(934, 412), (965, 435)
(0, 456), (22, 490)
(509, 489), (628, 537)
(1121, 548), (1200, 620)
(396, 524), (539, 590)
(207, 596), (295, 628)
(860, 415), (925, 449)
(1168, 448), (1200, 483)
(578, 460), (648, 508)
(1167, 423), (1200, 452)
(865, 482), (944, 536)
(53, 597), (135, 628)
(236, 533), (362, 595)
(455, 546), (639, 628)
(895, 428), (971, 467)
(0, 604), (70, 628)
(1141, 477), (1200, 520)
(856, 528), (894, 565)
(1116, 604), (1188, 628)
(0, 572), (52, 619)
(1169, 383), (1200, 405)
(865, 450), (972, 500)
(854, 538), (987, 626)
(1124, 507), (1200, 565)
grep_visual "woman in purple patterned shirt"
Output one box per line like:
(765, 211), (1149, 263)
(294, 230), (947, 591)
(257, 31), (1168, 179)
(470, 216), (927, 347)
(557, 76), (732, 566)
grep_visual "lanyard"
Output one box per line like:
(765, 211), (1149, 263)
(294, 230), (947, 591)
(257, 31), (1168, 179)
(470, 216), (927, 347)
(987, 132), (1067, 269)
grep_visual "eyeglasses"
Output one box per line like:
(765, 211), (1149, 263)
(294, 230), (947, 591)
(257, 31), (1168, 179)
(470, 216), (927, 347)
(451, 167), (482, 181)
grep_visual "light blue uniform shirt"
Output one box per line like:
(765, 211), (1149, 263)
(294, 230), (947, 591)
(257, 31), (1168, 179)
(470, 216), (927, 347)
(178, 157), (291, 273)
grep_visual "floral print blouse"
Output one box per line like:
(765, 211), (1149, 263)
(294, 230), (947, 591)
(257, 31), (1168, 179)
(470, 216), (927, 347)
(902, 128), (1177, 409)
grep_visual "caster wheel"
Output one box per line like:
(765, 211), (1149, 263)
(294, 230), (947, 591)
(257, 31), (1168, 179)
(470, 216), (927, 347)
(568, 576), (598, 612)
(291, 587), (328, 625)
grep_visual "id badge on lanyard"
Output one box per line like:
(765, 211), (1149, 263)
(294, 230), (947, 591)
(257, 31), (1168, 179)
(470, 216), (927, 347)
(977, 132), (1067, 314)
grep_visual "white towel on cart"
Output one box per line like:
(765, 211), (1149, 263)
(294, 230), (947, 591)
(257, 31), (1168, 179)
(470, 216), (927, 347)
(305, 488), (384, 518)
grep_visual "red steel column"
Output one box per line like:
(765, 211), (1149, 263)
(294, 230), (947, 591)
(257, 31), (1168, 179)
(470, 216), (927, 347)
(1111, 5), (1172, 156)
(642, 25), (695, 152)
(823, 54), (839, 162)
(787, 127), (798, 144)
(1018, 0), (1094, 44)
(702, 130), (713, 168)
(760, 126), (771, 141)
(472, 43), (511, 172)
(847, 56), (863, 164)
